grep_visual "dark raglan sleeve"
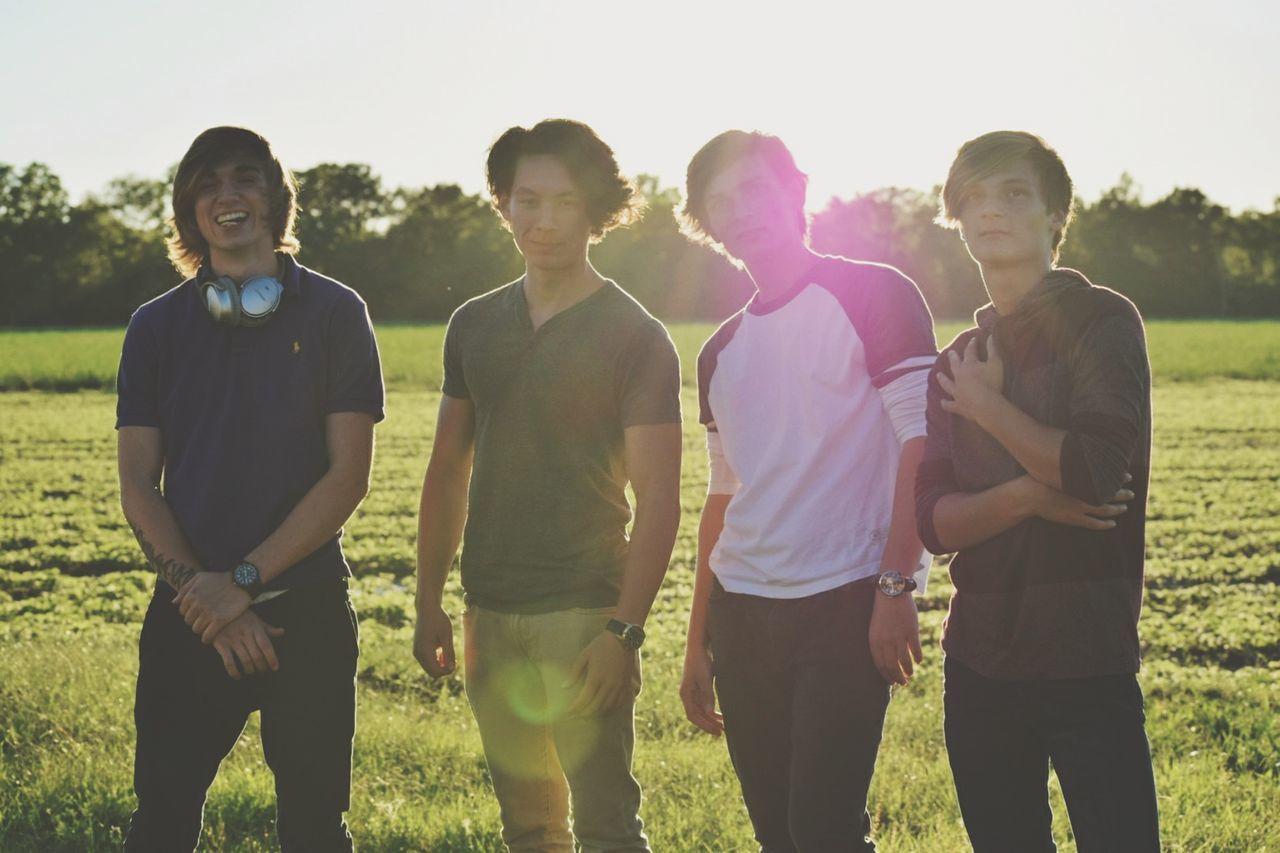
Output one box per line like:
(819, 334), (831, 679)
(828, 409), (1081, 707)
(696, 313), (744, 431)
(825, 264), (937, 442)
(915, 344), (966, 555)
(1058, 303), (1151, 505)
(696, 338), (717, 430)
(856, 267), (939, 390)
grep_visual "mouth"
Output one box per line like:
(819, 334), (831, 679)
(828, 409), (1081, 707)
(216, 211), (249, 228)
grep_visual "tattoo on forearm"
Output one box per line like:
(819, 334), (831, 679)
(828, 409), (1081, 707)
(129, 521), (198, 590)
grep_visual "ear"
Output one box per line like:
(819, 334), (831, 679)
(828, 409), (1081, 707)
(496, 194), (513, 225)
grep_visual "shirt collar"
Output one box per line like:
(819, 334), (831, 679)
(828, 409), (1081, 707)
(974, 267), (1092, 330)
(278, 253), (303, 297)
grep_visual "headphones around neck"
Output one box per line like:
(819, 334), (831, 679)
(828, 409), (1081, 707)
(200, 268), (284, 327)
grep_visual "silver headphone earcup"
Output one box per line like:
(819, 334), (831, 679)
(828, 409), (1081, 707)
(238, 276), (284, 324)
(204, 279), (239, 324)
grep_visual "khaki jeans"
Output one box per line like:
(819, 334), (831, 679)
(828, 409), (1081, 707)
(463, 604), (648, 853)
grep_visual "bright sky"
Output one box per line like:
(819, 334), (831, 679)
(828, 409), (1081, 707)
(4, 0), (1276, 212)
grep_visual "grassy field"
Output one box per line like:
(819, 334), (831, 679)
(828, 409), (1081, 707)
(3, 319), (1280, 391)
(1, 323), (1278, 850)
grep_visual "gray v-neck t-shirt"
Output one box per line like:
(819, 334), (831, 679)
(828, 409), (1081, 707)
(442, 278), (682, 612)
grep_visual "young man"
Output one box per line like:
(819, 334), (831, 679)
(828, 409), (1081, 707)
(116, 126), (384, 852)
(678, 130), (936, 852)
(916, 130), (1160, 850)
(412, 119), (682, 853)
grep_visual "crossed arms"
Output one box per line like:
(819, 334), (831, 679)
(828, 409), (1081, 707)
(918, 323), (1144, 554)
(117, 412), (375, 678)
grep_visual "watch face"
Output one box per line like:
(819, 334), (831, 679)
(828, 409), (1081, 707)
(233, 563), (259, 589)
(622, 626), (645, 651)
(878, 572), (907, 597)
(609, 619), (645, 650)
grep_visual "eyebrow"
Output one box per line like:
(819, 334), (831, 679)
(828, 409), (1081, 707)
(512, 187), (579, 198)
(199, 161), (262, 180)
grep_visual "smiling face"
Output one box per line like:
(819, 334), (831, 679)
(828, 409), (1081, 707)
(701, 152), (806, 266)
(954, 158), (1063, 270)
(501, 154), (593, 274)
(192, 158), (276, 266)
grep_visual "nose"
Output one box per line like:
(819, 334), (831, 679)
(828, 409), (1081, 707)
(213, 176), (240, 201)
(534, 203), (557, 231)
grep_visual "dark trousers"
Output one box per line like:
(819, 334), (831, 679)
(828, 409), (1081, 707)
(944, 656), (1161, 853)
(708, 577), (889, 853)
(125, 579), (359, 853)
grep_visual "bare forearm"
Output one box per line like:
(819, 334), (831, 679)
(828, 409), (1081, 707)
(244, 413), (375, 585)
(614, 423), (682, 626)
(973, 394), (1066, 489)
(931, 476), (1040, 552)
(121, 484), (205, 592)
(614, 496), (681, 626)
(878, 438), (927, 573)
(415, 465), (469, 610)
(244, 467), (369, 585)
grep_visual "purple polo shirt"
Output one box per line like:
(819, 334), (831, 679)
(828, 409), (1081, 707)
(116, 255), (385, 589)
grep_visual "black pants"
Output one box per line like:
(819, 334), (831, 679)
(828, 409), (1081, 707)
(709, 577), (888, 853)
(944, 656), (1161, 853)
(125, 579), (359, 852)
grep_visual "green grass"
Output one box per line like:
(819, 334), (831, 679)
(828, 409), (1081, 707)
(3, 319), (1280, 391)
(2, 365), (1279, 849)
(0, 328), (128, 392)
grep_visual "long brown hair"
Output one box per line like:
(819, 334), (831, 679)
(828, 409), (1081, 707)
(166, 127), (300, 278)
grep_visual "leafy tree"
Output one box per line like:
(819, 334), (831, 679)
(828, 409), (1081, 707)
(294, 163), (388, 285)
(1, 161), (1277, 326)
(0, 164), (73, 325)
(98, 173), (170, 234)
(369, 183), (521, 321)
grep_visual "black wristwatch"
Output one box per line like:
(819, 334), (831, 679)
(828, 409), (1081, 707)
(876, 570), (918, 598)
(231, 560), (263, 598)
(606, 618), (646, 651)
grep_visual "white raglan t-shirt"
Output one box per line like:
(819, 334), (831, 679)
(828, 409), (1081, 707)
(699, 255), (936, 599)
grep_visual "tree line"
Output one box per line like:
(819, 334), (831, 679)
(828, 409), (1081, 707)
(1, 161), (1277, 327)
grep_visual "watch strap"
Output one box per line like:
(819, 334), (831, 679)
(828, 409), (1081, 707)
(605, 618), (645, 650)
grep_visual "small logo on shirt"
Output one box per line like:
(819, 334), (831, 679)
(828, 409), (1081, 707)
(291, 340), (301, 355)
